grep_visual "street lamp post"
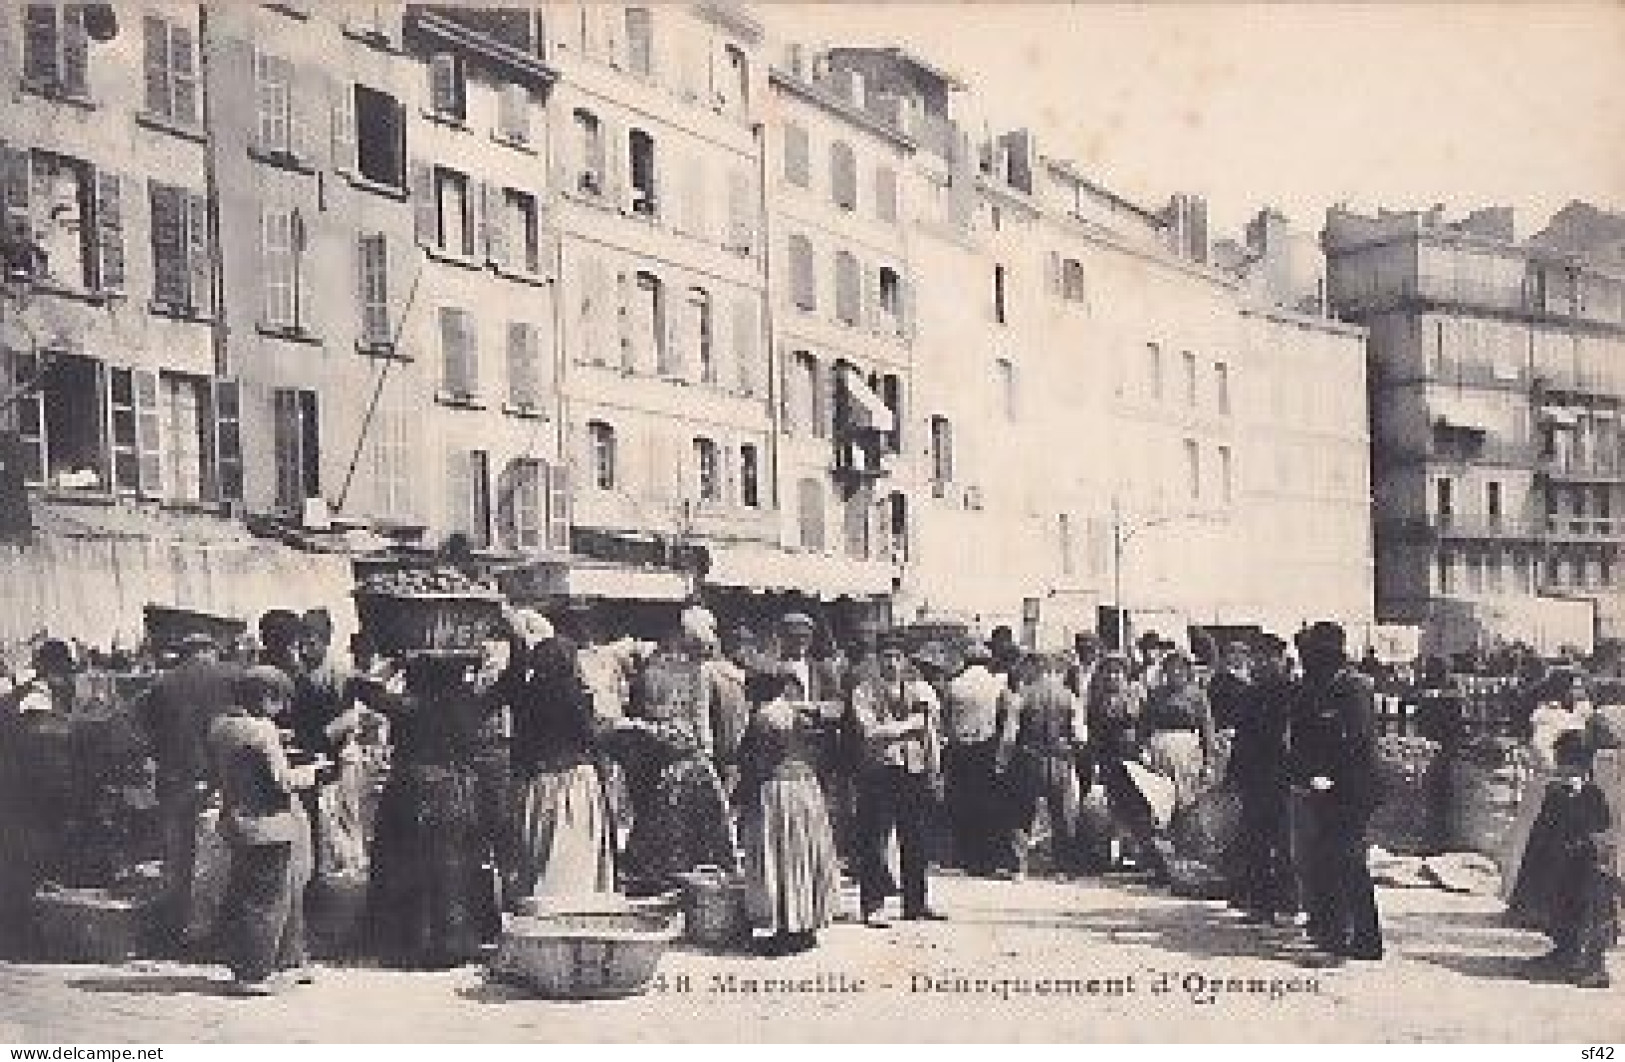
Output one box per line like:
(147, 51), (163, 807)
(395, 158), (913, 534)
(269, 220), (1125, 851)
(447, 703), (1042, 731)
(1109, 493), (1226, 654)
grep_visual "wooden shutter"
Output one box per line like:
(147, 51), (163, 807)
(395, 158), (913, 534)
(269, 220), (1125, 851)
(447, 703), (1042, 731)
(211, 379), (242, 503)
(1, 142), (31, 232)
(507, 321), (542, 409)
(445, 448), (472, 537)
(357, 233), (390, 347)
(616, 270), (634, 371)
(790, 235), (814, 310)
(272, 388), (302, 511)
(170, 23), (197, 126)
(23, 6), (58, 86)
(545, 462), (570, 551)
(440, 307), (476, 397)
(149, 181), (187, 307)
(142, 15), (169, 117)
(107, 367), (138, 492)
(499, 83), (530, 143)
(186, 192), (211, 314)
(784, 124), (809, 186)
(727, 169), (752, 254)
(411, 162), (436, 244)
(836, 251), (859, 324)
(812, 359), (832, 439)
(482, 183), (510, 268)
(94, 171), (125, 293)
(430, 54), (460, 116)
(875, 165), (898, 223)
(288, 59), (318, 164)
(60, 5), (88, 97)
(732, 298), (756, 397)
(330, 76), (356, 172)
(133, 369), (162, 498)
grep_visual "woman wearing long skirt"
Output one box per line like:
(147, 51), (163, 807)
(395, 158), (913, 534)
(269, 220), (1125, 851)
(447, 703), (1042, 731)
(737, 668), (840, 956)
(615, 634), (737, 894)
(495, 612), (615, 904)
(1502, 671), (1595, 917)
(365, 656), (503, 969)
(1140, 652), (1217, 867)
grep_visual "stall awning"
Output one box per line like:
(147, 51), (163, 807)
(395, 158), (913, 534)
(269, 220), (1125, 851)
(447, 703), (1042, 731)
(498, 557), (691, 602)
(841, 367), (896, 434)
(704, 542), (895, 600)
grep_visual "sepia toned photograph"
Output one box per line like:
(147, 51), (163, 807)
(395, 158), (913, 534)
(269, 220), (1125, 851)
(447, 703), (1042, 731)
(0, 0), (1622, 1044)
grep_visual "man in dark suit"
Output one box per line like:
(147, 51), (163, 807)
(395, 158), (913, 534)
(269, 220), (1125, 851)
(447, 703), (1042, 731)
(1290, 621), (1384, 960)
(137, 632), (242, 954)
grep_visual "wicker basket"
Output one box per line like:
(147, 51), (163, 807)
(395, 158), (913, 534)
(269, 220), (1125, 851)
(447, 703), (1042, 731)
(676, 866), (751, 950)
(353, 591), (503, 656)
(489, 899), (679, 1000)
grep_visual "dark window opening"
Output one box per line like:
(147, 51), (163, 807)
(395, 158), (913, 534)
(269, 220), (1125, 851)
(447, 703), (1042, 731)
(355, 84), (406, 188)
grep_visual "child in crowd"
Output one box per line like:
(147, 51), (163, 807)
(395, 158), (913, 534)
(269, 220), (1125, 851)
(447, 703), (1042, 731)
(208, 665), (318, 996)
(1523, 729), (1617, 989)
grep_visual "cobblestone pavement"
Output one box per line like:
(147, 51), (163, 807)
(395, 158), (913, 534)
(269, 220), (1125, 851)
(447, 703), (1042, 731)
(1, 874), (1620, 1043)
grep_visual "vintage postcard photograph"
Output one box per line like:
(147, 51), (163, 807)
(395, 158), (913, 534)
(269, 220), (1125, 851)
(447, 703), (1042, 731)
(0, 0), (1622, 1045)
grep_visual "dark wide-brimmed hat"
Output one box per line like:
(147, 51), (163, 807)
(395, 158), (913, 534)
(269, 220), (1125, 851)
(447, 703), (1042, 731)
(910, 641), (954, 673)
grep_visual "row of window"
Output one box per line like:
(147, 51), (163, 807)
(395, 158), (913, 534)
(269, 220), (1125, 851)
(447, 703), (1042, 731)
(784, 233), (909, 334)
(781, 123), (900, 224)
(1, 144), (213, 313)
(2, 350), (237, 505)
(567, 108), (758, 255)
(1124, 342), (1233, 414)
(571, 259), (761, 397)
(1435, 546), (1618, 596)
(583, 420), (762, 511)
(565, 5), (752, 120)
(1434, 480), (1618, 525)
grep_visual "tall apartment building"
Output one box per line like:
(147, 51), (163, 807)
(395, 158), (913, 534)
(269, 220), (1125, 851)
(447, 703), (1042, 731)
(207, 4), (569, 555)
(1325, 204), (1625, 654)
(747, 42), (915, 627)
(545, 3), (774, 609)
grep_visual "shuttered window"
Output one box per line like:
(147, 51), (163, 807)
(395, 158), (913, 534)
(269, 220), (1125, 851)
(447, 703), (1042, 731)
(428, 53), (467, 121)
(94, 171), (126, 293)
(783, 123), (810, 187)
(835, 250), (861, 325)
(732, 298), (758, 397)
(23, 5), (90, 99)
(354, 84), (406, 188)
(149, 182), (211, 314)
(831, 141), (858, 210)
(588, 421), (617, 491)
(160, 374), (206, 504)
(788, 234), (816, 310)
(930, 416), (955, 483)
(797, 478), (825, 551)
(439, 306), (479, 398)
(260, 205), (302, 329)
(142, 14), (198, 126)
(273, 388), (320, 513)
(625, 7), (654, 77)
(727, 169), (754, 255)
(254, 51), (294, 154)
(356, 232), (391, 348)
(498, 83), (531, 144)
(694, 438), (721, 503)
(874, 165), (898, 223)
(506, 321), (545, 410)
(447, 449), (491, 549)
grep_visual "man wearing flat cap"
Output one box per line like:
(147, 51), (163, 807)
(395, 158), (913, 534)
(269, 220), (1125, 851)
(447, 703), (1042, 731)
(849, 631), (945, 925)
(137, 631), (243, 953)
(1291, 620), (1384, 960)
(941, 639), (1008, 875)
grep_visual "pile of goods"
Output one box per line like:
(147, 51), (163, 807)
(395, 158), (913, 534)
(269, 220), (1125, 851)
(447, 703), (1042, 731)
(354, 567), (504, 656)
(1371, 734), (1443, 855)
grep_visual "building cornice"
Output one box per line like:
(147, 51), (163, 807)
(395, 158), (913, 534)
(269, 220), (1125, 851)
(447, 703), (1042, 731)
(1241, 304), (1367, 339)
(693, 2), (764, 44)
(768, 68), (917, 153)
(404, 9), (558, 88)
(1044, 209), (1240, 293)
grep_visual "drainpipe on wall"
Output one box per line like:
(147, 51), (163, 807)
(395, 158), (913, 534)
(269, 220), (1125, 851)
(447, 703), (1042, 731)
(199, 4), (228, 379)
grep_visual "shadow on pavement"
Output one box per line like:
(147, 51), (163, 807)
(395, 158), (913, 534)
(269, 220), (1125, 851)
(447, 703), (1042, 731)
(1405, 950), (1546, 982)
(68, 973), (232, 998)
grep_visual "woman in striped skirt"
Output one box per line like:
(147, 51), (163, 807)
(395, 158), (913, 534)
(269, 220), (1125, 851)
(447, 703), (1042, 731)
(737, 666), (841, 956)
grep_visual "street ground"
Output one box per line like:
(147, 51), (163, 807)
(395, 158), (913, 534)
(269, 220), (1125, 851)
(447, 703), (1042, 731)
(0, 873), (1620, 1043)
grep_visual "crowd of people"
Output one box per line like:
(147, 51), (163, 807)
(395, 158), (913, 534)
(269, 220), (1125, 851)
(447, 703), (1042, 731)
(0, 600), (1620, 997)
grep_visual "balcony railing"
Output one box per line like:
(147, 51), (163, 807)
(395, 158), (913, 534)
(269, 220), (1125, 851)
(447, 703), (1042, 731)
(1543, 516), (1625, 541)
(1537, 456), (1625, 483)
(1384, 514), (1541, 541)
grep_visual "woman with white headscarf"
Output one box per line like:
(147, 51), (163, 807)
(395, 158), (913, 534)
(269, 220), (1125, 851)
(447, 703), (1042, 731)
(491, 608), (616, 905)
